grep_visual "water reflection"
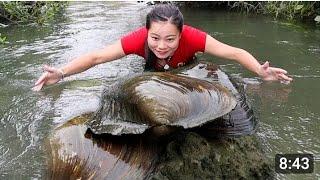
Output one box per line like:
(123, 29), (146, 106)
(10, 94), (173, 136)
(245, 80), (292, 104)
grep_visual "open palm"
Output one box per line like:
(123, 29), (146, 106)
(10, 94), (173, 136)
(259, 61), (293, 83)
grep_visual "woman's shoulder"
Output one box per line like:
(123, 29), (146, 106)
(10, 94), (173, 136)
(182, 25), (206, 34)
(121, 26), (147, 43)
(181, 25), (207, 40)
(121, 26), (147, 56)
(131, 26), (147, 34)
(124, 26), (147, 38)
(180, 25), (207, 52)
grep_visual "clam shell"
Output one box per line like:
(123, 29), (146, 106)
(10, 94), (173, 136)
(178, 62), (257, 136)
(88, 66), (237, 135)
(47, 114), (160, 179)
(46, 62), (257, 179)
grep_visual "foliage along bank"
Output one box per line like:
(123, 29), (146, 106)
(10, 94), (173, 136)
(177, 1), (320, 25)
(0, 1), (67, 25)
(0, 2), (67, 44)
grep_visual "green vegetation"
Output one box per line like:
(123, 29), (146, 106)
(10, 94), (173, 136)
(0, 32), (7, 44)
(0, 1), (68, 25)
(0, 2), (67, 44)
(265, 1), (320, 23)
(177, 1), (320, 25)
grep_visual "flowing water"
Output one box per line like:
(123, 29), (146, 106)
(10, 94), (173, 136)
(0, 2), (319, 179)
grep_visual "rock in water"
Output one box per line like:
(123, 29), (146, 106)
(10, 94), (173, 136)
(150, 132), (274, 179)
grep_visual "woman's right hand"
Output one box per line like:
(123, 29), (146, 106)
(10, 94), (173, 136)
(32, 65), (64, 91)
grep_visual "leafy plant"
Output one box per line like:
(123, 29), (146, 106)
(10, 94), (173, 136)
(0, 33), (7, 44)
(229, 1), (265, 14)
(0, 2), (68, 25)
(177, 1), (320, 25)
(265, 1), (320, 22)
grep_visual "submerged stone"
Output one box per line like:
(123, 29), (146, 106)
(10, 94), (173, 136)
(150, 132), (274, 180)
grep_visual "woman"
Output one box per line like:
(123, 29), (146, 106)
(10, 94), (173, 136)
(33, 4), (292, 91)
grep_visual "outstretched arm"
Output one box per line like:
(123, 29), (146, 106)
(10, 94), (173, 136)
(32, 40), (126, 91)
(204, 35), (293, 83)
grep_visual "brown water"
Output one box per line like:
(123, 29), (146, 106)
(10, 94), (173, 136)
(0, 2), (319, 179)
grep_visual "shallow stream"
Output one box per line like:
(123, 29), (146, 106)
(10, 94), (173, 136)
(0, 2), (319, 179)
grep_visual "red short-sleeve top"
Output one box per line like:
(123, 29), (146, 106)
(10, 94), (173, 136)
(121, 25), (207, 68)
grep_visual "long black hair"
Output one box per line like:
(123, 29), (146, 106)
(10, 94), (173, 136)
(144, 3), (184, 70)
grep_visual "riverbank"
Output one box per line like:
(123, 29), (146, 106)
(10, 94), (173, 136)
(176, 1), (320, 25)
(0, 2), (67, 25)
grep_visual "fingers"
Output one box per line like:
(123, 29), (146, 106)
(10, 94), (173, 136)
(262, 61), (269, 70)
(278, 73), (293, 82)
(263, 61), (288, 74)
(35, 65), (56, 86)
(32, 81), (45, 91)
(43, 65), (57, 73)
(33, 65), (62, 91)
(34, 72), (48, 86)
(271, 67), (292, 82)
(273, 67), (288, 75)
(261, 63), (293, 83)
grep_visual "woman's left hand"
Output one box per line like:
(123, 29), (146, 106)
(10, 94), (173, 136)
(259, 61), (293, 83)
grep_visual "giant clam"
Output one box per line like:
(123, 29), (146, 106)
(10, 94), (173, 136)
(47, 61), (258, 179)
(88, 69), (237, 135)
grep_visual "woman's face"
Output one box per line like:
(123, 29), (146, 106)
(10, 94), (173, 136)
(147, 21), (181, 59)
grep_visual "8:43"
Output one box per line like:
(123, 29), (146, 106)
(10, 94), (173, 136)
(275, 154), (314, 174)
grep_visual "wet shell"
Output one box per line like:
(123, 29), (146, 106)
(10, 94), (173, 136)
(178, 62), (257, 136)
(46, 62), (257, 179)
(88, 65), (237, 135)
(47, 114), (160, 179)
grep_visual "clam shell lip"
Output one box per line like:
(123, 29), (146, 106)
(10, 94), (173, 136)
(88, 65), (237, 135)
(48, 115), (159, 179)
